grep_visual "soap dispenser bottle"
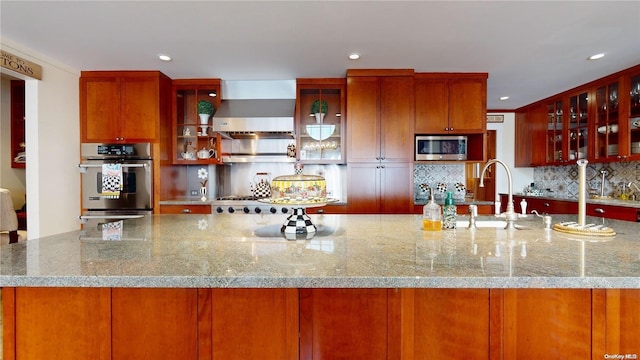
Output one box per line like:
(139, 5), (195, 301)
(443, 192), (457, 229)
(422, 192), (442, 231)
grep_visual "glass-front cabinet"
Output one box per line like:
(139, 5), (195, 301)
(595, 82), (619, 160)
(568, 91), (588, 161)
(172, 79), (222, 164)
(629, 74), (640, 159)
(546, 99), (564, 163)
(295, 78), (346, 164)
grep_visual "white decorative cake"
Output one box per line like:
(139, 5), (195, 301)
(270, 173), (327, 204)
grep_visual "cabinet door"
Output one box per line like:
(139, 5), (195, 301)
(347, 76), (381, 162)
(347, 163), (380, 213)
(409, 289), (491, 359)
(380, 76), (414, 162)
(415, 78), (448, 133)
(11, 287), (111, 359)
(502, 289), (592, 359)
(448, 79), (486, 133)
(210, 288), (299, 360)
(593, 289), (640, 355)
(299, 289), (390, 360)
(112, 288), (198, 359)
(380, 162), (413, 213)
(81, 76), (120, 142)
(120, 75), (159, 142)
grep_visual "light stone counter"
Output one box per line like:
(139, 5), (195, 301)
(1, 214), (639, 288)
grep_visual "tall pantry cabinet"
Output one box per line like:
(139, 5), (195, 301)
(346, 69), (414, 213)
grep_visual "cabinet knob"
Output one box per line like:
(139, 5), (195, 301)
(594, 208), (605, 214)
(182, 208), (191, 213)
(450, 127), (454, 131)
(543, 202), (550, 207)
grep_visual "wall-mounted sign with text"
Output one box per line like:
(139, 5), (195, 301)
(1, 50), (42, 80)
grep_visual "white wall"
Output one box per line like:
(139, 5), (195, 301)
(1, 38), (80, 238)
(487, 112), (534, 201)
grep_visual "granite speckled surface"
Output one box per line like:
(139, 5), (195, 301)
(1, 214), (639, 288)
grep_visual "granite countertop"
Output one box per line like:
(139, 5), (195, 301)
(1, 214), (639, 289)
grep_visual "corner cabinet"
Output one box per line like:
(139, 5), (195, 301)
(414, 73), (488, 162)
(80, 71), (171, 143)
(295, 78), (346, 164)
(171, 79), (222, 164)
(346, 69), (414, 214)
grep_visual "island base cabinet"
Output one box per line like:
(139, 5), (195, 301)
(3, 287), (112, 360)
(111, 288), (198, 359)
(208, 288), (299, 360)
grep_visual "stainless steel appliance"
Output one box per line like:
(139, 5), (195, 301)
(212, 195), (292, 214)
(79, 143), (153, 223)
(415, 135), (468, 161)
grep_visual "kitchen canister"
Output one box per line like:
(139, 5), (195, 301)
(252, 172), (271, 198)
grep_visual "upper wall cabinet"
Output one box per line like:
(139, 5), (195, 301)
(515, 64), (640, 166)
(346, 69), (415, 163)
(80, 71), (171, 143)
(414, 73), (488, 134)
(171, 79), (222, 164)
(295, 78), (346, 164)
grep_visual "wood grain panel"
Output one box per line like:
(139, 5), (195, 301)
(379, 76), (414, 162)
(415, 78), (449, 133)
(347, 76), (380, 162)
(111, 288), (198, 359)
(593, 289), (640, 358)
(81, 76), (120, 142)
(412, 289), (491, 359)
(14, 287), (111, 360)
(503, 289), (592, 359)
(299, 288), (389, 359)
(211, 288), (298, 360)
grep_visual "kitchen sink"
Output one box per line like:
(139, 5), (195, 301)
(455, 220), (531, 230)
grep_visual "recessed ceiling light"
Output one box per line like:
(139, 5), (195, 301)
(499, 96), (510, 101)
(158, 54), (172, 61)
(588, 53), (606, 60)
(348, 53), (360, 60)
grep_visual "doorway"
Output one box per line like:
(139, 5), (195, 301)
(466, 130), (496, 201)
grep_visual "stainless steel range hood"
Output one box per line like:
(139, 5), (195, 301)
(213, 99), (295, 138)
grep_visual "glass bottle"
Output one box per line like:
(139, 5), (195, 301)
(443, 192), (457, 229)
(422, 192), (442, 231)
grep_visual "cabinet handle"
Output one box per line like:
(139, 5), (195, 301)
(543, 202), (550, 207)
(380, 157), (385, 160)
(380, 165), (385, 168)
(182, 208), (192, 213)
(594, 208), (605, 214)
(450, 127), (454, 131)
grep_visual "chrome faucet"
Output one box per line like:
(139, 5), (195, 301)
(479, 159), (518, 230)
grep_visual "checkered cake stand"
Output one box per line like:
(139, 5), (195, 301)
(258, 199), (338, 238)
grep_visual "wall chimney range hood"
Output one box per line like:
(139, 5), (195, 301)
(213, 99), (296, 139)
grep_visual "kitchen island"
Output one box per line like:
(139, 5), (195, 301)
(2, 214), (640, 359)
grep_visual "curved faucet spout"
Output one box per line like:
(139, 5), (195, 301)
(480, 159), (517, 230)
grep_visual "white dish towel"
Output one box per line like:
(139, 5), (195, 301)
(102, 163), (123, 199)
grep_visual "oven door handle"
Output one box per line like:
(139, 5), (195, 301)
(78, 163), (149, 173)
(79, 214), (145, 223)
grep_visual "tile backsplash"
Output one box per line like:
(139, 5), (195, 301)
(414, 163), (466, 200)
(532, 161), (640, 199)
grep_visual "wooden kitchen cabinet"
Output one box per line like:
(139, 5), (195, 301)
(171, 79), (222, 164)
(414, 73), (488, 134)
(504, 194), (578, 215)
(111, 288), (198, 359)
(80, 71), (172, 143)
(159, 203), (212, 214)
(295, 78), (346, 164)
(347, 162), (413, 214)
(346, 69), (415, 163)
(515, 102), (547, 167)
(586, 202), (640, 222)
(299, 288), (393, 360)
(346, 70), (414, 213)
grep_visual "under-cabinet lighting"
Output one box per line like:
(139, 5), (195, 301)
(348, 53), (360, 60)
(588, 53), (605, 60)
(158, 54), (172, 61)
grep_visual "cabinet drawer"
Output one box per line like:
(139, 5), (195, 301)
(160, 204), (211, 214)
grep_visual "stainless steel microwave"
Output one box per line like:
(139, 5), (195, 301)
(415, 135), (467, 161)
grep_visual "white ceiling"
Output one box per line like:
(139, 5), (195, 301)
(2, 1), (639, 109)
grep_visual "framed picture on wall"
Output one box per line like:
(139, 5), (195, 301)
(487, 115), (504, 123)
